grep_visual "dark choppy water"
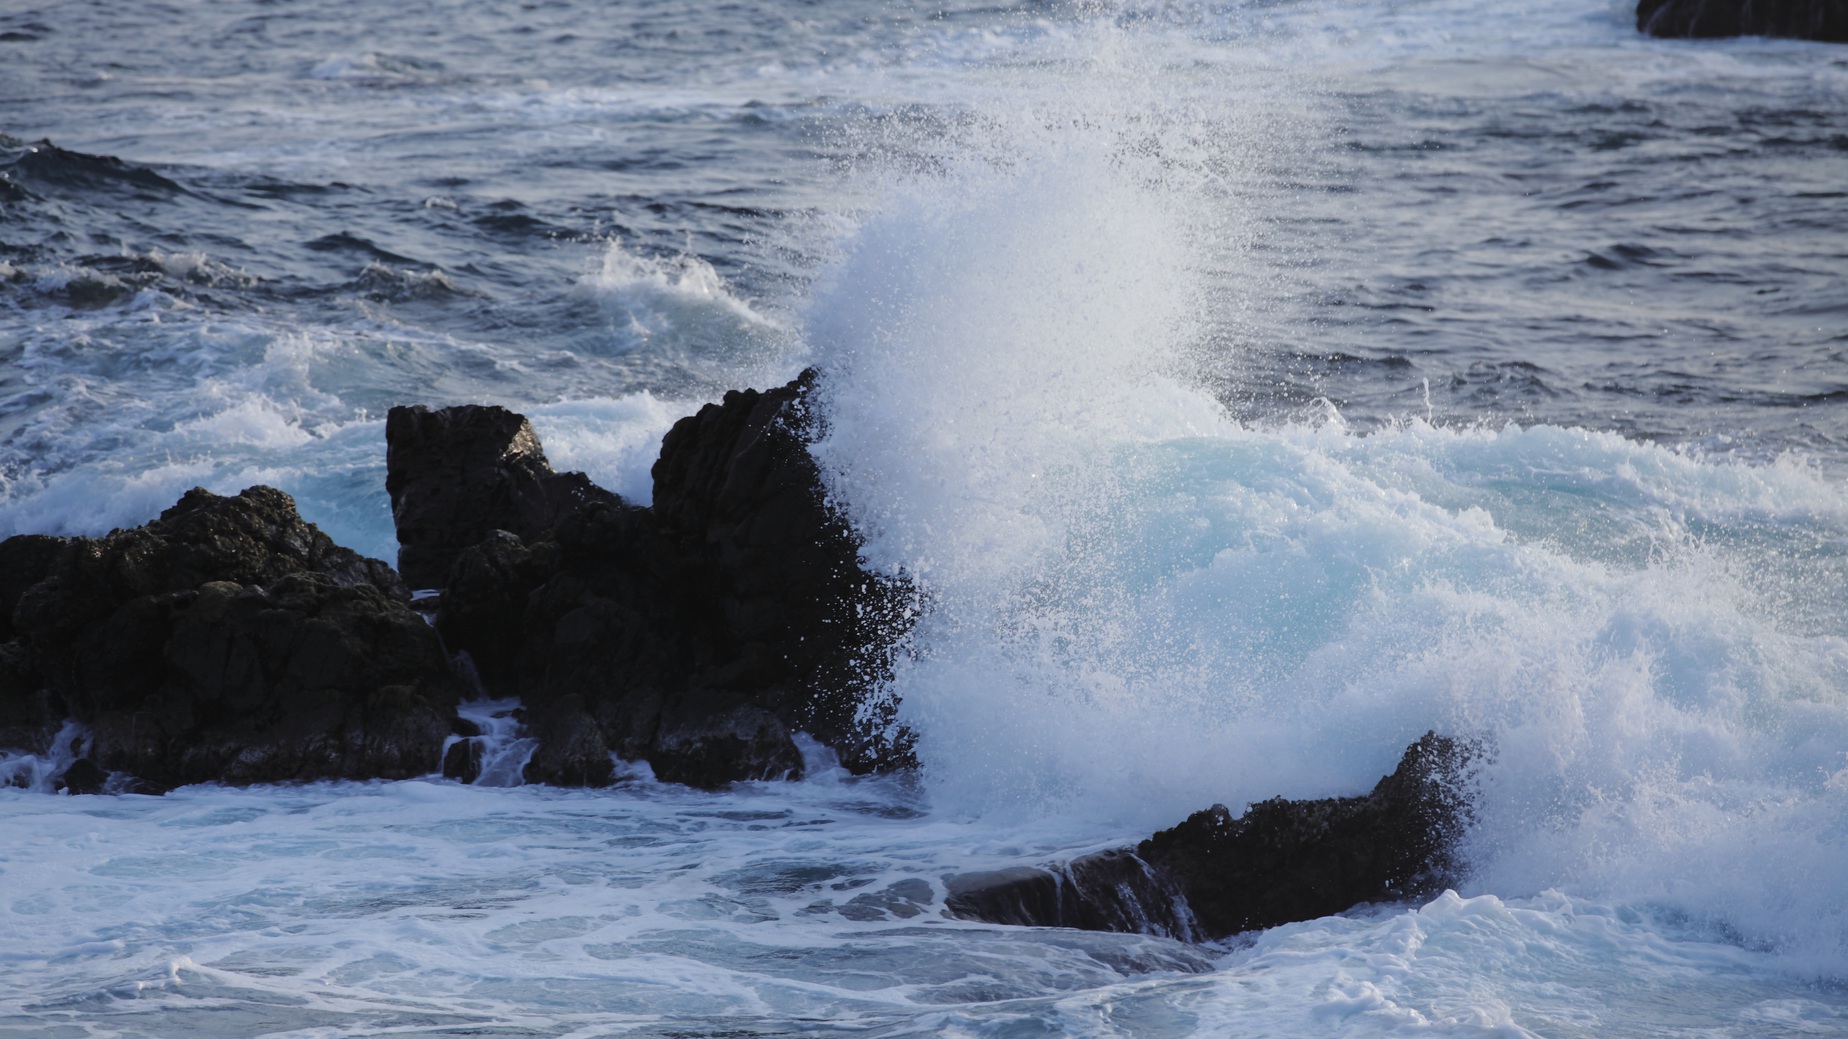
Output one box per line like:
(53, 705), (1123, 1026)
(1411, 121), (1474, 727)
(4, 1), (1848, 1036)
(3, 0), (1844, 554)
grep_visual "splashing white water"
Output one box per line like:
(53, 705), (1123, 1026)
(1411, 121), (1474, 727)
(445, 698), (539, 787)
(574, 239), (786, 364)
(801, 25), (1848, 975)
(0, 721), (90, 793)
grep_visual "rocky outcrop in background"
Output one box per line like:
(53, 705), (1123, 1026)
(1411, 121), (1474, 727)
(395, 370), (916, 788)
(1637, 0), (1846, 40)
(385, 402), (621, 590)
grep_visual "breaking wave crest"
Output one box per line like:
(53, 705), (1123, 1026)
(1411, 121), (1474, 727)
(801, 36), (1848, 973)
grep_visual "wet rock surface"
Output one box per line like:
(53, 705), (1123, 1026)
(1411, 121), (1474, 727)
(418, 370), (915, 789)
(2, 373), (911, 794)
(1637, 0), (1846, 40)
(945, 733), (1478, 941)
(0, 486), (461, 791)
(385, 402), (621, 589)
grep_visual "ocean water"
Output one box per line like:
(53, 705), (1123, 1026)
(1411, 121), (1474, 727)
(3, 0), (1848, 1036)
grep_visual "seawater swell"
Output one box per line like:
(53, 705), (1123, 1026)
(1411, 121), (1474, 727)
(0, 123), (800, 557)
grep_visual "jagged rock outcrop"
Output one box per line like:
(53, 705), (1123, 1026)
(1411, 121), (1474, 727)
(406, 370), (915, 788)
(0, 486), (463, 790)
(1637, 0), (1846, 40)
(385, 403), (621, 589)
(945, 733), (1478, 941)
(649, 371), (914, 763)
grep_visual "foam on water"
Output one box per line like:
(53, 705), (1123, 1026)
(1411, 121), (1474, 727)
(0, 775), (1198, 1036)
(0, 721), (89, 793)
(446, 698), (539, 787)
(3, 777), (1843, 1038)
(524, 392), (690, 507)
(572, 240), (788, 369)
(801, 22), (1848, 979)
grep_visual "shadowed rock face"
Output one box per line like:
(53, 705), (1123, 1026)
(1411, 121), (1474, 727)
(385, 403), (621, 590)
(944, 733), (1478, 942)
(416, 371), (916, 789)
(0, 486), (462, 791)
(0, 536), (69, 753)
(1636, 0), (1847, 40)
(944, 852), (1197, 939)
(648, 371), (915, 769)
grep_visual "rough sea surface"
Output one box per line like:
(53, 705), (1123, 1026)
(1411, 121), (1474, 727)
(3, 1), (1847, 1036)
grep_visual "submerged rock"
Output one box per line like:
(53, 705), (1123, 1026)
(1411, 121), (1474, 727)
(1636, 0), (1846, 41)
(945, 733), (1479, 941)
(0, 486), (462, 791)
(944, 851), (1195, 938)
(413, 371), (916, 789)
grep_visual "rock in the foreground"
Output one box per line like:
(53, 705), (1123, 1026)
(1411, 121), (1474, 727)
(944, 733), (1478, 941)
(0, 486), (463, 791)
(1637, 0), (1846, 41)
(395, 370), (916, 789)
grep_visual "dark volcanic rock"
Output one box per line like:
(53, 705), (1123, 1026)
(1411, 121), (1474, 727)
(0, 534), (68, 643)
(385, 403), (621, 589)
(54, 757), (108, 795)
(436, 529), (543, 699)
(0, 486), (462, 790)
(945, 733), (1478, 941)
(424, 370), (915, 789)
(649, 370), (914, 764)
(648, 695), (803, 788)
(0, 638), (56, 754)
(1637, 0), (1847, 40)
(441, 736), (483, 784)
(1139, 732), (1477, 936)
(520, 695), (617, 787)
(944, 850), (1196, 938)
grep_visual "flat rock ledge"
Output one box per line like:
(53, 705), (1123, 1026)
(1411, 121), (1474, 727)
(944, 733), (1478, 942)
(1637, 0), (1846, 41)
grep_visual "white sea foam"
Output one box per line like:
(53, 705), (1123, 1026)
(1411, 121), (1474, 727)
(800, 23), (1848, 978)
(573, 240), (788, 365)
(446, 698), (538, 786)
(1, 779), (1839, 1038)
(527, 392), (691, 506)
(0, 307), (704, 557)
(0, 721), (89, 792)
